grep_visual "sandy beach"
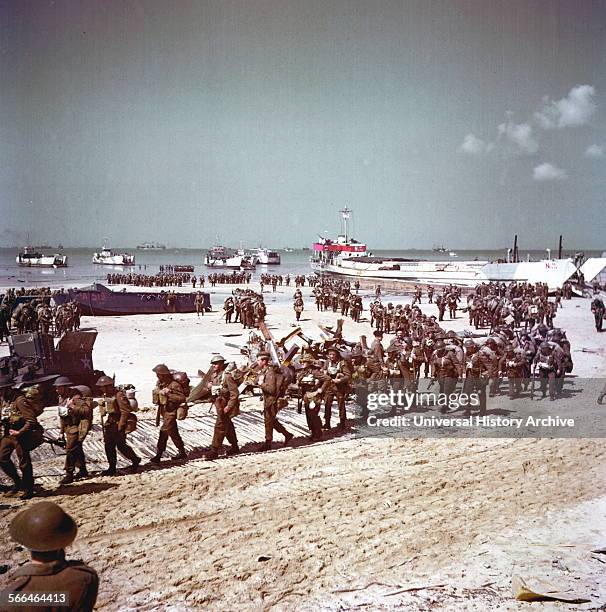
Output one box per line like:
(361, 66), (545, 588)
(1, 282), (605, 610)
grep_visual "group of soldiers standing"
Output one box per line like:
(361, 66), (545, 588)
(223, 290), (267, 328)
(106, 272), (194, 287)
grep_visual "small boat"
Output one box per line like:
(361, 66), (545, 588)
(283, 247), (294, 253)
(16, 247), (68, 268)
(206, 244), (256, 270)
(255, 248), (281, 265)
(93, 243), (135, 266)
(52, 283), (210, 316)
(432, 245), (448, 253)
(173, 265), (195, 273)
(136, 242), (166, 250)
(449, 251), (458, 258)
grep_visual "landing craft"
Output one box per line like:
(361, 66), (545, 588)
(310, 207), (606, 290)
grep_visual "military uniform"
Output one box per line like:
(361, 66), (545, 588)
(430, 346), (459, 399)
(59, 396), (93, 482)
(258, 361), (292, 447)
(296, 366), (323, 440)
(97, 383), (140, 475)
(0, 390), (44, 498)
(151, 370), (187, 462)
(320, 354), (352, 430)
(208, 367), (240, 455)
(7, 502), (98, 612)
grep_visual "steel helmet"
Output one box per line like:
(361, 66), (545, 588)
(10, 502), (77, 551)
(96, 375), (114, 387)
(53, 376), (74, 388)
(70, 385), (92, 398)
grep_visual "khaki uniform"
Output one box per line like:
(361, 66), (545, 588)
(296, 369), (323, 440)
(0, 396), (44, 494)
(209, 370), (240, 450)
(153, 380), (187, 458)
(320, 359), (352, 429)
(60, 398), (93, 476)
(258, 366), (291, 443)
(7, 558), (98, 612)
(99, 391), (140, 472)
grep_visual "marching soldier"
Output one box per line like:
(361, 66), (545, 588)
(0, 384), (44, 499)
(427, 285), (434, 304)
(462, 351), (488, 415)
(293, 295), (304, 321)
(53, 376), (73, 409)
(58, 385), (94, 484)
(203, 355), (240, 459)
(96, 376), (141, 476)
(223, 296), (235, 323)
(296, 358), (324, 440)
(321, 347), (352, 431)
(591, 296), (605, 332)
(194, 291), (205, 317)
(501, 345), (526, 399)
(150, 364), (188, 464)
(257, 351), (293, 450)
(7, 502), (99, 610)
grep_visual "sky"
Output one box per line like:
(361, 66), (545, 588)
(1, 0), (605, 249)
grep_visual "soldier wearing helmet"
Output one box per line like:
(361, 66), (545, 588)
(96, 375), (140, 476)
(257, 351), (293, 449)
(150, 364), (188, 465)
(57, 386), (94, 485)
(53, 376), (74, 409)
(429, 340), (460, 404)
(500, 345), (527, 399)
(201, 355), (240, 460)
(0, 384), (44, 499)
(6, 502), (98, 609)
(320, 347), (352, 431)
(533, 343), (557, 400)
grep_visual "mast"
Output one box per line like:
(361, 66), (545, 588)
(340, 206), (351, 242)
(558, 235), (563, 259)
(513, 235), (518, 263)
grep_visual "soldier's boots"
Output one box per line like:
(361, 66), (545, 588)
(149, 455), (162, 465)
(284, 432), (294, 446)
(205, 448), (220, 460)
(225, 445), (240, 456)
(129, 457), (141, 473)
(101, 468), (117, 476)
(59, 474), (74, 486)
(174, 448), (188, 461)
(75, 468), (88, 479)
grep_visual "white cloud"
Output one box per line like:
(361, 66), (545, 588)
(533, 162), (567, 181)
(585, 144), (604, 158)
(459, 133), (493, 154)
(535, 85), (596, 129)
(497, 120), (538, 154)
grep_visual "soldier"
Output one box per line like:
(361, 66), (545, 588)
(427, 285), (434, 304)
(150, 364), (188, 464)
(591, 296), (605, 332)
(293, 296), (304, 322)
(194, 291), (205, 317)
(501, 345), (526, 399)
(447, 292), (458, 319)
(320, 347), (352, 430)
(96, 375), (141, 476)
(7, 502), (99, 610)
(53, 376), (73, 410)
(430, 340), (460, 404)
(58, 385), (94, 485)
(533, 343), (557, 400)
(462, 351), (488, 415)
(436, 294), (446, 322)
(204, 355), (240, 460)
(223, 296), (235, 323)
(0, 384), (44, 499)
(296, 358), (323, 440)
(257, 351), (293, 450)
(370, 330), (385, 362)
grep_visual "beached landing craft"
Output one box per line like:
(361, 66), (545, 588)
(92, 243), (135, 266)
(52, 283), (210, 316)
(205, 244), (257, 270)
(310, 208), (606, 290)
(16, 246), (68, 268)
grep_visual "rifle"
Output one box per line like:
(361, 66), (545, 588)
(257, 320), (282, 366)
(530, 365), (537, 400)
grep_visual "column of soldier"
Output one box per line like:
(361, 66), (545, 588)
(106, 272), (193, 287)
(259, 274), (317, 292)
(312, 278), (364, 321)
(207, 271), (252, 285)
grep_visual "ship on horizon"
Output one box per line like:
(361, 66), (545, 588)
(136, 241), (167, 250)
(310, 208), (606, 290)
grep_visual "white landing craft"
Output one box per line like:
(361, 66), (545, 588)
(310, 208), (606, 291)
(92, 242), (135, 266)
(16, 246), (68, 268)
